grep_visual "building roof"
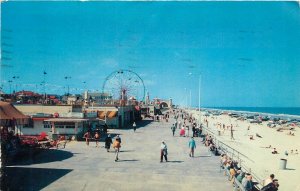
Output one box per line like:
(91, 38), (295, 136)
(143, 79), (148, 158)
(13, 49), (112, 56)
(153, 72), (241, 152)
(16, 90), (40, 97)
(0, 101), (29, 120)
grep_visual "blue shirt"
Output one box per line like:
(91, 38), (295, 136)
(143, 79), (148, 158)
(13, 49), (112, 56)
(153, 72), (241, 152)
(189, 139), (196, 148)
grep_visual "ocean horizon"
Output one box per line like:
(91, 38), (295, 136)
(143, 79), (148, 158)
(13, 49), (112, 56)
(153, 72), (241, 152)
(205, 107), (300, 116)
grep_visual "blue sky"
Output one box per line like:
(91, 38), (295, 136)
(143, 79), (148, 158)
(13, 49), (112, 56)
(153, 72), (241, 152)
(1, 1), (300, 107)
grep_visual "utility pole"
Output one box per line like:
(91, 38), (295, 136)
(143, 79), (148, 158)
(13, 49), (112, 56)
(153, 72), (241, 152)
(199, 74), (202, 126)
(8, 80), (12, 94)
(43, 71), (47, 104)
(12, 76), (19, 92)
(65, 76), (71, 104)
(189, 89), (192, 109)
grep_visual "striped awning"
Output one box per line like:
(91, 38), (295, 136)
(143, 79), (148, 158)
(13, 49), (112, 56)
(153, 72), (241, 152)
(97, 111), (118, 119)
(108, 111), (117, 118)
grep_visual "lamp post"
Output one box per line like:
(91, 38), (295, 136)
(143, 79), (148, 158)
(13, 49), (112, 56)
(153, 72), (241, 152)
(198, 74), (202, 126)
(189, 89), (192, 109)
(43, 71), (47, 104)
(64, 76), (71, 96)
(12, 76), (19, 93)
(83, 81), (86, 91)
(8, 80), (12, 95)
(184, 88), (187, 109)
(64, 76), (71, 104)
(188, 72), (202, 126)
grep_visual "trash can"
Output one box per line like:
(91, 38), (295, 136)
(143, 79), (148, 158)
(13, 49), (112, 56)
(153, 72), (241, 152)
(279, 158), (287, 170)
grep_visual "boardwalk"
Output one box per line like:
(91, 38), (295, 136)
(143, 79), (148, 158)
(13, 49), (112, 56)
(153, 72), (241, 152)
(6, 118), (232, 191)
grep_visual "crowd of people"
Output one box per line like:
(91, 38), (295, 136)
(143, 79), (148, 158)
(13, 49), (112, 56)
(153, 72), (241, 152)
(220, 153), (280, 191)
(84, 108), (282, 189)
(82, 123), (123, 162)
(170, 110), (203, 138)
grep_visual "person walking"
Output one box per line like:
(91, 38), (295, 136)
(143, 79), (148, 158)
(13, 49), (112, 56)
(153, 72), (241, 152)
(160, 141), (168, 162)
(94, 132), (100, 147)
(113, 136), (121, 162)
(116, 135), (121, 143)
(192, 124), (196, 137)
(188, 137), (196, 157)
(83, 131), (91, 146)
(103, 123), (108, 134)
(186, 125), (189, 137)
(115, 135), (122, 151)
(171, 124), (176, 136)
(133, 122), (137, 132)
(174, 120), (178, 128)
(230, 124), (235, 140)
(104, 134), (113, 152)
(245, 125), (250, 136)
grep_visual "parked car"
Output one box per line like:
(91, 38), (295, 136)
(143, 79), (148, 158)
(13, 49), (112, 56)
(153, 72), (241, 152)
(249, 119), (262, 124)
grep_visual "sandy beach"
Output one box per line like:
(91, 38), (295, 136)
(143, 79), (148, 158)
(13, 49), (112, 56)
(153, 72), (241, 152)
(188, 110), (300, 191)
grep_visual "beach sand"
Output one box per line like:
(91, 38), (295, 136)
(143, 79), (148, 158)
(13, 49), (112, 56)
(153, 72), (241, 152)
(188, 110), (300, 191)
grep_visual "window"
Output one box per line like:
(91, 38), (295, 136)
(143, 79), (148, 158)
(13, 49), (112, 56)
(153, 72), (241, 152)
(53, 122), (75, 129)
(43, 121), (51, 128)
(23, 118), (34, 128)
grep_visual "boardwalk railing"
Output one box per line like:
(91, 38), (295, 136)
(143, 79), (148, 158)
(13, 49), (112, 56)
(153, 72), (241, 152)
(201, 125), (264, 189)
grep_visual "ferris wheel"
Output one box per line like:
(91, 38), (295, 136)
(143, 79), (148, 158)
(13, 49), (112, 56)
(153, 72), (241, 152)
(102, 69), (146, 102)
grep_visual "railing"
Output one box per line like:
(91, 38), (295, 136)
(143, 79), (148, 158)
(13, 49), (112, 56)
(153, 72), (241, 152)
(201, 125), (264, 189)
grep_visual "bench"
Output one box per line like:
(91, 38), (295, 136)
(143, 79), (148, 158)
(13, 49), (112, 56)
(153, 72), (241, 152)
(233, 177), (246, 191)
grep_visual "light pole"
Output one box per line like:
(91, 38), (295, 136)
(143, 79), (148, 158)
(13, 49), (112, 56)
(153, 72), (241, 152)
(188, 72), (202, 126)
(12, 76), (19, 93)
(64, 76), (71, 104)
(184, 88), (187, 109)
(83, 81), (86, 91)
(8, 80), (12, 95)
(43, 71), (47, 104)
(198, 74), (202, 126)
(64, 76), (71, 96)
(189, 89), (192, 109)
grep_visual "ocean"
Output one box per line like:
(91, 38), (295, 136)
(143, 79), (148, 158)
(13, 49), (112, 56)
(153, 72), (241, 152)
(206, 107), (300, 116)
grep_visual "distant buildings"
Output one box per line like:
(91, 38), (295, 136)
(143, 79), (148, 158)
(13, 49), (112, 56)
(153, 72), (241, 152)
(83, 91), (112, 104)
(13, 103), (140, 136)
(0, 90), (62, 105)
(1, 89), (174, 136)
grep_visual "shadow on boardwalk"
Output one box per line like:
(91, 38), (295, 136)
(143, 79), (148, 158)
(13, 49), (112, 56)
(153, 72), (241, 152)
(8, 149), (74, 166)
(126, 119), (153, 130)
(3, 167), (72, 191)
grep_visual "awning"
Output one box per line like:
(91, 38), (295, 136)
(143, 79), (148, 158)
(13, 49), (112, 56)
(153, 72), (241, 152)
(97, 111), (118, 119)
(44, 118), (89, 122)
(98, 111), (106, 119)
(0, 101), (29, 120)
(0, 101), (29, 125)
(32, 117), (52, 121)
(108, 111), (118, 118)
